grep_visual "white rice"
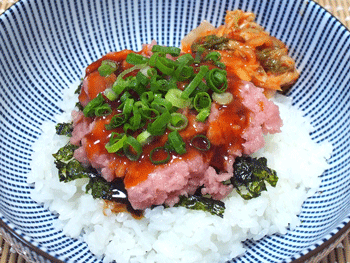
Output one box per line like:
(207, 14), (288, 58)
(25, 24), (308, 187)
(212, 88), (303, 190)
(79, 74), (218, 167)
(27, 83), (333, 263)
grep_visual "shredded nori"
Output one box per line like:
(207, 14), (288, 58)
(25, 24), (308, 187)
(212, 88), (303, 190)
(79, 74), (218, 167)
(55, 122), (74, 137)
(53, 142), (94, 182)
(174, 195), (225, 218)
(230, 155), (278, 200)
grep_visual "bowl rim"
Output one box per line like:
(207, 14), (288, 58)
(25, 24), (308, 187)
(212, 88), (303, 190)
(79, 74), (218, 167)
(1, 0), (350, 262)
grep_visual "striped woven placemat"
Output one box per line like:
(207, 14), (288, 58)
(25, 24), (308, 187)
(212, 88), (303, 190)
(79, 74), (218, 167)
(0, 0), (350, 263)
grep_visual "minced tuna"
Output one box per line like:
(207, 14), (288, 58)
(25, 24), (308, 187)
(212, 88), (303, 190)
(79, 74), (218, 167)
(69, 59), (282, 210)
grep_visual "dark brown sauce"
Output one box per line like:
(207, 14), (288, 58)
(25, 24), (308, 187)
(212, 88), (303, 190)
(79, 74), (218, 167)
(104, 200), (143, 219)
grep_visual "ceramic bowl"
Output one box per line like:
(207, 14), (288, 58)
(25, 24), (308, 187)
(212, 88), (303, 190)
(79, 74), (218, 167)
(0, 0), (350, 262)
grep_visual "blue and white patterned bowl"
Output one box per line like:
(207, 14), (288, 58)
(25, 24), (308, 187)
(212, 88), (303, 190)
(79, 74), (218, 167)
(1, 0), (350, 262)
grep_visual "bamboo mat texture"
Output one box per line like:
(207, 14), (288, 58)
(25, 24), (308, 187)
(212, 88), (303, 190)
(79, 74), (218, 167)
(1, 0), (350, 263)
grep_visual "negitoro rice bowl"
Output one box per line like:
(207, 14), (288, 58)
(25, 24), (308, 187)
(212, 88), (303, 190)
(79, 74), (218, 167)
(0, 0), (350, 263)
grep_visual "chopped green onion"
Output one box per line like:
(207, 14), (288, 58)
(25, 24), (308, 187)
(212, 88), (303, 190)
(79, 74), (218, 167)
(134, 101), (159, 119)
(112, 78), (129, 97)
(167, 77), (178, 90)
(149, 147), (170, 165)
(168, 113), (188, 131)
(126, 110), (142, 131)
(126, 53), (150, 65)
(190, 134), (211, 151)
(212, 92), (233, 105)
(104, 88), (117, 101)
(151, 45), (181, 57)
(196, 108), (210, 122)
(112, 64), (148, 96)
(105, 113), (126, 130)
(147, 111), (171, 136)
(120, 91), (132, 102)
(191, 82), (209, 97)
(98, 60), (118, 77)
(155, 57), (177, 76)
(206, 68), (228, 94)
(105, 133), (127, 153)
(167, 130), (187, 155)
(94, 104), (112, 116)
(193, 92), (211, 112)
(165, 89), (191, 108)
(204, 51), (221, 62)
(123, 98), (134, 118)
(123, 136), (142, 161)
(149, 52), (165, 67)
(83, 93), (112, 117)
(215, 61), (226, 69)
(147, 67), (158, 77)
(174, 64), (194, 81)
(136, 71), (150, 86)
(140, 91), (154, 105)
(136, 130), (153, 145)
(181, 65), (209, 99)
(151, 97), (172, 114)
(176, 53), (194, 65)
(150, 77), (171, 93)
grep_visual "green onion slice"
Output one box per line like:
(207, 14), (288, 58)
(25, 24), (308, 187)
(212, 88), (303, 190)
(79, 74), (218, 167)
(174, 64), (194, 81)
(127, 111), (142, 131)
(149, 52), (165, 67)
(136, 71), (150, 86)
(196, 108), (211, 122)
(134, 101), (159, 119)
(151, 98), (172, 114)
(98, 60), (118, 77)
(83, 93), (112, 117)
(181, 65), (209, 100)
(136, 130), (153, 145)
(94, 104), (112, 116)
(176, 53), (194, 65)
(123, 136), (143, 161)
(147, 110), (171, 136)
(151, 45), (181, 57)
(140, 91), (154, 105)
(193, 92), (211, 112)
(155, 57), (178, 76)
(190, 134), (211, 151)
(204, 51), (221, 62)
(164, 89), (191, 109)
(105, 113), (126, 130)
(123, 98), (134, 118)
(215, 61), (226, 69)
(149, 147), (171, 165)
(104, 88), (117, 101)
(206, 68), (228, 94)
(120, 91), (132, 102)
(126, 53), (150, 65)
(112, 64), (148, 96)
(167, 130), (187, 155)
(105, 133), (127, 153)
(167, 113), (188, 131)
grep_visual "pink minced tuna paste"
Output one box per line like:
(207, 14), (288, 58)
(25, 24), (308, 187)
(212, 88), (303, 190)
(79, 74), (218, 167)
(125, 81), (282, 210)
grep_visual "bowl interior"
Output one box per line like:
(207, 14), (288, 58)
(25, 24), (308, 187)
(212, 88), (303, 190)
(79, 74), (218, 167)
(1, 0), (350, 262)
